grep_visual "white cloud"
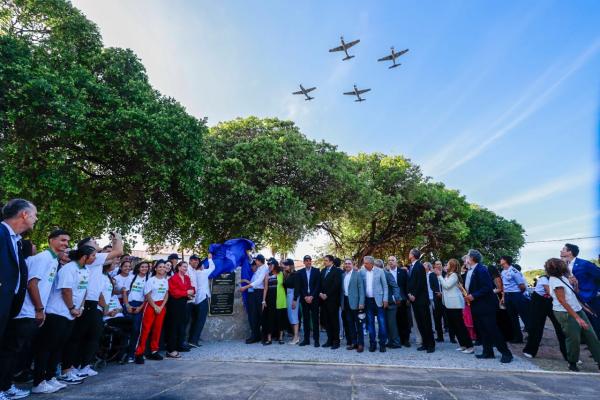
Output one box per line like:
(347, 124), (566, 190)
(525, 211), (600, 235)
(426, 38), (600, 177)
(488, 170), (597, 211)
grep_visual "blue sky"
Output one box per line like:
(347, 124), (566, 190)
(72, 0), (600, 269)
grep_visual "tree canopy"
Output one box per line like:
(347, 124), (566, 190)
(1, 0), (525, 263)
(0, 0), (206, 246)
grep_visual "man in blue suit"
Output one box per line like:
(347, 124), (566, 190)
(464, 249), (512, 363)
(298, 255), (321, 347)
(561, 243), (600, 337)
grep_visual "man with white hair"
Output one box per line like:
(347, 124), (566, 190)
(360, 256), (388, 352)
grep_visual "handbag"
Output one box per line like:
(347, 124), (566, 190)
(558, 277), (598, 319)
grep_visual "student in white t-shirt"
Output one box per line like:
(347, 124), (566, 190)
(134, 260), (169, 364)
(114, 260), (134, 302)
(545, 258), (600, 372)
(32, 244), (98, 392)
(124, 261), (150, 362)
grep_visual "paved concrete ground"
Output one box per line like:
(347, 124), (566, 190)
(33, 359), (599, 400)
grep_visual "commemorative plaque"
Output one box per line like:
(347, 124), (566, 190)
(209, 272), (235, 315)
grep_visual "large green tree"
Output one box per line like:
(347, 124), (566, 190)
(324, 153), (524, 264)
(0, 0), (206, 245)
(187, 117), (359, 253)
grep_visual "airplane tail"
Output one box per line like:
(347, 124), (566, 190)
(305, 96), (314, 101)
(355, 98), (365, 102)
(389, 63), (401, 69)
(343, 55), (355, 61)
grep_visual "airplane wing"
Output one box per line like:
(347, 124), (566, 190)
(329, 45), (344, 52)
(304, 87), (316, 93)
(395, 49), (409, 57)
(377, 54), (393, 62)
(292, 91), (303, 95)
(356, 88), (371, 95)
(345, 39), (360, 48)
(343, 91), (355, 95)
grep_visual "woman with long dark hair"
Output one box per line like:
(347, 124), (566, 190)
(124, 261), (150, 362)
(134, 260), (169, 364)
(283, 259), (300, 344)
(261, 259), (287, 345)
(165, 261), (195, 358)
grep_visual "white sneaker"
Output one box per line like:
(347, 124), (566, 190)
(47, 377), (67, 390)
(77, 365), (98, 377)
(5, 385), (30, 399)
(462, 347), (474, 354)
(58, 370), (84, 385)
(522, 352), (533, 359)
(31, 381), (59, 394)
(456, 347), (465, 351)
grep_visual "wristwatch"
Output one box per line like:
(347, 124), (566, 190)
(68, 305), (76, 311)
(35, 307), (44, 312)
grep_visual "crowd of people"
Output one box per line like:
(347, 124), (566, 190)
(0, 198), (599, 399)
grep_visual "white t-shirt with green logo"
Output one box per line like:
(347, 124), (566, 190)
(46, 261), (90, 320)
(144, 276), (168, 302)
(16, 250), (59, 319)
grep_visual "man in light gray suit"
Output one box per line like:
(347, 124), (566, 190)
(360, 256), (388, 352)
(379, 259), (401, 349)
(340, 259), (365, 352)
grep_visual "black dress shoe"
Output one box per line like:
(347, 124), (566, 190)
(450, 338), (457, 344)
(568, 362), (580, 372)
(369, 345), (376, 352)
(379, 345), (386, 353)
(426, 348), (435, 353)
(388, 344), (401, 349)
(314, 342), (320, 348)
(299, 340), (310, 346)
(500, 354), (513, 363)
(245, 338), (259, 344)
(322, 342), (331, 348)
(402, 342), (411, 348)
(331, 343), (340, 350)
(346, 344), (357, 350)
(417, 346), (427, 351)
(475, 353), (495, 359)
(435, 338), (444, 343)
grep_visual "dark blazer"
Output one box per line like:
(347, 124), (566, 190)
(428, 272), (441, 295)
(467, 263), (498, 314)
(320, 266), (342, 306)
(396, 268), (408, 301)
(407, 261), (429, 306)
(0, 223), (28, 322)
(298, 267), (320, 300)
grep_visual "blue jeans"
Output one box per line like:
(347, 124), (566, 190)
(365, 298), (387, 347)
(188, 299), (209, 344)
(127, 300), (144, 358)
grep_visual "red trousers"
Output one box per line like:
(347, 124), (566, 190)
(135, 300), (166, 356)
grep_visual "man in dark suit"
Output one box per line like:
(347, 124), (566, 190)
(0, 199), (37, 346)
(465, 249), (513, 363)
(387, 256), (411, 347)
(298, 255), (321, 347)
(0, 199), (37, 398)
(319, 255), (342, 349)
(429, 262), (445, 342)
(388, 256), (412, 347)
(407, 249), (435, 353)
